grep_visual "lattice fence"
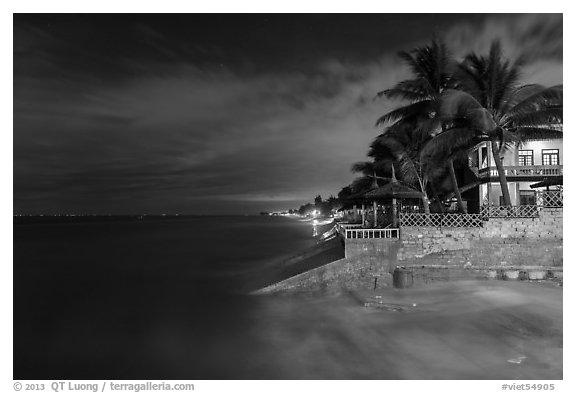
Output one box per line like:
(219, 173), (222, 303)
(400, 213), (484, 227)
(480, 205), (539, 218)
(536, 190), (563, 207)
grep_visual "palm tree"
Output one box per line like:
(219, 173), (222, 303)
(419, 121), (486, 212)
(375, 38), (470, 212)
(376, 38), (454, 133)
(369, 126), (432, 213)
(436, 41), (563, 206)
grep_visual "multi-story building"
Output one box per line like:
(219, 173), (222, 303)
(470, 134), (562, 207)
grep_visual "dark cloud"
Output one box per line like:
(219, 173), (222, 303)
(13, 14), (562, 214)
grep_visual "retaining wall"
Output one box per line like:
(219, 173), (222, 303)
(254, 252), (396, 295)
(398, 208), (562, 268)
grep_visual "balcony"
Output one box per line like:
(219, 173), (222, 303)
(478, 165), (562, 181)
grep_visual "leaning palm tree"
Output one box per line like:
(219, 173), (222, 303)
(419, 119), (487, 212)
(439, 41), (563, 206)
(375, 38), (469, 212)
(369, 128), (432, 213)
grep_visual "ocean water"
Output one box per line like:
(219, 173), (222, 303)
(13, 215), (320, 379)
(13, 216), (562, 380)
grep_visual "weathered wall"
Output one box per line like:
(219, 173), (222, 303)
(344, 238), (400, 259)
(254, 247), (398, 295)
(398, 208), (562, 268)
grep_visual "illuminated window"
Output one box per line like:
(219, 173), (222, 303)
(542, 149), (559, 166)
(518, 150), (533, 166)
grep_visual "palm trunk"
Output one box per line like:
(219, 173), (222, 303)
(430, 183), (445, 213)
(491, 140), (512, 206)
(448, 158), (467, 213)
(421, 195), (431, 214)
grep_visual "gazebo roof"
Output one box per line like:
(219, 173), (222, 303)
(343, 166), (424, 203)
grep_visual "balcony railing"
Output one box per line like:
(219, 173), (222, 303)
(478, 165), (562, 178)
(335, 223), (362, 237)
(342, 228), (400, 239)
(335, 223), (399, 239)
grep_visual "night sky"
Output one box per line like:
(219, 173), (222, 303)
(13, 14), (562, 215)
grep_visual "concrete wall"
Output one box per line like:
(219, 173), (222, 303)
(344, 237), (400, 259)
(254, 251), (397, 295)
(256, 208), (562, 294)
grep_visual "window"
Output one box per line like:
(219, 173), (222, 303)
(480, 146), (488, 168)
(520, 190), (536, 206)
(518, 150), (533, 166)
(542, 149), (559, 166)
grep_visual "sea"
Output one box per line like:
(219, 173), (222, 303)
(13, 215), (332, 379)
(13, 215), (562, 380)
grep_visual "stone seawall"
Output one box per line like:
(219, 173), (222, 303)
(254, 250), (397, 295)
(399, 208), (562, 268)
(256, 208), (562, 294)
(344, 237), (400, 259)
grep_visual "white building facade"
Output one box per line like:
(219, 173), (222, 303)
(472, 137), (562, 206)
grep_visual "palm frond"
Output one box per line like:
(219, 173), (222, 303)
(495, 62), (522, 111)
(351, 161), (375, 175)
(376, 78), (432, 101)
(373, 134), (407, 158)
(456, 41), (523, 114)
(500, 84), (546, 113)
(419, 127), (479, 163)
(350, 177), (375, 194)
(506, 107), (563, 128)
(506, 85), (563, 117)
(485, 41), (503, 111)
(514, 126), (563, 141)
(397, 50), (430, 82)
(455, 54), (487, 103)
(396, 151), (425, 190)
(376, 88), (427, 102)
(440, 89), (483, 119)
(375, 100), (431, 126)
